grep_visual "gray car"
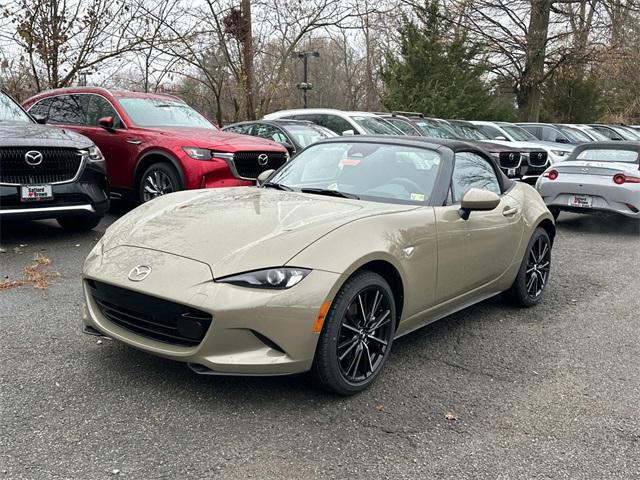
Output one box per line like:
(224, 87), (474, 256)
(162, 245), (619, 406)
(0, 90), (109, 230)
(536, 142), (640, 219)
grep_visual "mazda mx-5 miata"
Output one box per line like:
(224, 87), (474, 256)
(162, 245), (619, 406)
(536, 142), (640, 219)
(82, 137), (555, 394)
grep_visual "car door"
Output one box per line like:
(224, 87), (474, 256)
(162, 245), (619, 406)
(72, 94), (139, 188)
(434, 152), (524, 303)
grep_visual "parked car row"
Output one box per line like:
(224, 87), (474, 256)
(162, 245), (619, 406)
(2, 86), (638, 229)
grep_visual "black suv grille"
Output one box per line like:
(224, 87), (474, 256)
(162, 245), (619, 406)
(0, 147), (82, 184)
(87, 280), (212, 347)
(527, 151), (548, 167)
(233, 151), (288, 179)
(498, 152), (521, 168)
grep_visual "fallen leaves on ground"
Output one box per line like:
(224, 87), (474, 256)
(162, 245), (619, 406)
(0, 254), (60, 290)
(445, 411), (458, 421)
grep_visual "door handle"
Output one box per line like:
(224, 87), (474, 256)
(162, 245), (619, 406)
(503, 206), (518, 216)
(126, 139), (142, 145)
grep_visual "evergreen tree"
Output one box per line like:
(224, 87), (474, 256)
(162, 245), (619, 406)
(381, 1), (512, 120)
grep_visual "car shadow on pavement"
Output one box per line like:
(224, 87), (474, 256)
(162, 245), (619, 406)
(0, 219), (100, 246)
(556, 213), (639, 236)
(87, 294), (516, 407)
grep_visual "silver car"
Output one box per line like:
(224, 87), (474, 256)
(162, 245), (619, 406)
(536, 142), (640, 219)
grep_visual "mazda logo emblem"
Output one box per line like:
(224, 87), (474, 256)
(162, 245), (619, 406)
(25, 150), (43, 166)
(258, 154), (269, 166)
(537, 153), (543, 160)
(128, 264), (152, 282)
(508, 153), (515, 160)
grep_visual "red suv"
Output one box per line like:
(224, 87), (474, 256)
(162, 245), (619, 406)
(23, 87), (288, 202)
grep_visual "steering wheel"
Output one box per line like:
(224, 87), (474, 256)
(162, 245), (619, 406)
(387, 177), (423, 194)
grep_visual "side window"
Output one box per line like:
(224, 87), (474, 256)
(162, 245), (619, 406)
(389, 119), (418, 135)
(48, 95), (85, 124)
(451, 152), (501, 203)
(82, 95), (123, 128)
(322, 115), (354, 135)
(477, 124), (505, 140)
(254, 124), (288, 144)
(28, 98), (53, 118)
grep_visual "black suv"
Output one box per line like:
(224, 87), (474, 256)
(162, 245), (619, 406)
(0, 90), (109, 231)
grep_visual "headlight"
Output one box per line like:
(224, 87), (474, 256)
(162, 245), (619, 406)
(217, 267), (311, 289)
(182, 147), (235, 161)
(550, 150), (569, 157)
(182, 147), (213, 160)
(83, 146), (104, 162)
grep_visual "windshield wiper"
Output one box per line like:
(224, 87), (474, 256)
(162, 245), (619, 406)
(262, 181), (293, 191)
(300, 188), (360, 199)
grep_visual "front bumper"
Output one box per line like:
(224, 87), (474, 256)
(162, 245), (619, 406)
(0, 161), (109, 220)
(537, 176), (640, 218)
(82, 245), (340, 375)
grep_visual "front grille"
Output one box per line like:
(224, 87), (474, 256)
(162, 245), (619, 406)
(232, 151), (288, 179)
(87, 280), (212, 347)
(0, 147), (82, 184)
(498, 152), (521, 168)
(528, 151), (548, 167)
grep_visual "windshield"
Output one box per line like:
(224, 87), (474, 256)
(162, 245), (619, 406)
(268, 142), (442, 204)
(577, 149), (639, 163)
(450, 123), (488, 140)
(501, 124), (538, 141)
(616, 126), (640, 140)
(558, 126), (591, 142)
(386, 118), (421, 135)
(582, 126), (609, 141)
(350, 116), (404, 135)
(415, 121), (457, 139)
(0, 92), (33, 124)
(286, 124), (336, 148)
(118, 97), (214, 129)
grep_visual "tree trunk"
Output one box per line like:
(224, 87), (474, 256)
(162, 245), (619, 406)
(520, 0), (552, 121)
(240, 0), (255, 120)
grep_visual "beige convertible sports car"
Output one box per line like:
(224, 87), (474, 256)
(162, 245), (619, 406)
(82, 137), (555, 394)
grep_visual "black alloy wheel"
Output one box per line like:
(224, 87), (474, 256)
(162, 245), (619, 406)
(313, 271), (396, 395)
(505, 227), (552, 307)
(525, 234), (551, 299)
(337, 286), (394, 383)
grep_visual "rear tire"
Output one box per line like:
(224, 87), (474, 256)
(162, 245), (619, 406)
(138, 163), (182, 203)
(505, 227), (552, 307)
(57, 214), (102, 232)
(313, 271), (396, 395)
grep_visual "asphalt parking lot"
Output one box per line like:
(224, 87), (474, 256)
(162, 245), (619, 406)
(1, 210), (639, 479)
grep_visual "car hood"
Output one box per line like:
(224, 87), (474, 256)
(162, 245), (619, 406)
(138, 127), (286, 152)
(0, 123), (93, 148)
(101, 187), (415, 277)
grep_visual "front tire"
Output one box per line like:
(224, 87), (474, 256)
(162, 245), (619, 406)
(313, 271), (396, 395)
(138, 163), (182, 203)
(505, 227), (552, 307)
(57, 214), (103, 232)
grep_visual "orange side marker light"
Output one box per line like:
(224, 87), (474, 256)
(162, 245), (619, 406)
(313, 301), (332, 333)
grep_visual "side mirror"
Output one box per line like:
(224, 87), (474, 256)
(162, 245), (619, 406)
(495, 135), (508, 141)
(32, 114), (48, 125)
(555, 137), (570, 144)
(341, 129), (355, 136)
(459, 188), (501, 220)
(256, 169), (276, 186)
(98, 116), (115, 131)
